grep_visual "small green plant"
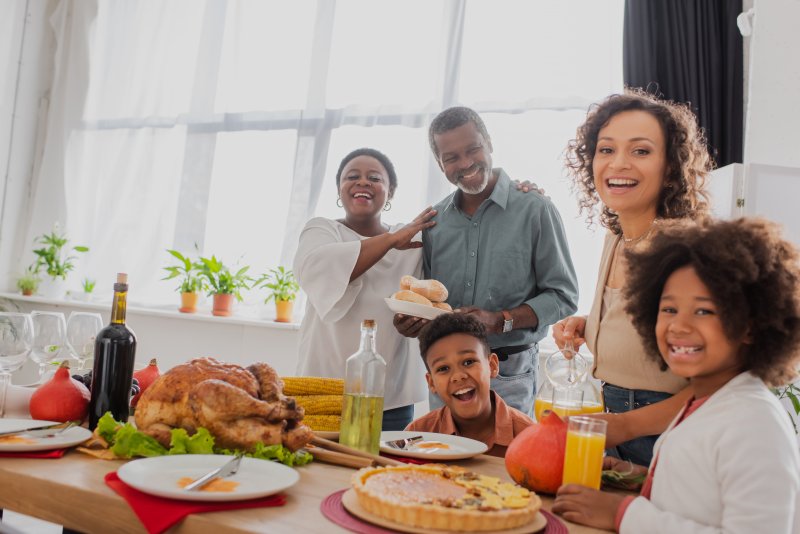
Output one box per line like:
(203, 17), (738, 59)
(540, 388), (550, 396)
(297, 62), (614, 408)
(198, 255), (253, 301)
(162, 249), (205, 293)
(16, 266), (41, 294)
(256, 266), (300, 303)
(32, 225), (89, 280)
(81, 278), (96, 293)
(773, 383), (800, 434)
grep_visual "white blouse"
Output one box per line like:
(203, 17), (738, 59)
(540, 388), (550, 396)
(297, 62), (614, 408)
(293, 217), (427, 410)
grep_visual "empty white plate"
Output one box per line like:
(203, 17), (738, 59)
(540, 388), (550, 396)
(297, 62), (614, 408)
(117, 454), (300, 502)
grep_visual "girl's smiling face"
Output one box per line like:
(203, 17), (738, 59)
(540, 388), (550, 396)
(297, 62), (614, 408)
(655, 265), (747, 396)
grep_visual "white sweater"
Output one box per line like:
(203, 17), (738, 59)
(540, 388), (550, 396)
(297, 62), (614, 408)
(621, 372), (800, 534)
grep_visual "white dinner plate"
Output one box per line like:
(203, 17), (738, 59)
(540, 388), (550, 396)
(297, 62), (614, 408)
(0, 419), (92, 452)
(117, 454), (300, 502)
(384, 298), (450, 321)
(380, 431), (488, 460)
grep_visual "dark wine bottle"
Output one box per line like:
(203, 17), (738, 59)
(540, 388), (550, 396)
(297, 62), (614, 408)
(88, 273), (137, 429)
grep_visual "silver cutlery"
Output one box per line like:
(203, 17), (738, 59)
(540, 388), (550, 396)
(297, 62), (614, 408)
(0, 421), (77, 439)
(183, 452), (244, 491)
(383, 435), (423, 450)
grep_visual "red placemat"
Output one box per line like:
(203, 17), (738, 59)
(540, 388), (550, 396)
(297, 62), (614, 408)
(105, 471), (286, 534)
(320, 488), (567, 533)
(0, 448), (67, 459)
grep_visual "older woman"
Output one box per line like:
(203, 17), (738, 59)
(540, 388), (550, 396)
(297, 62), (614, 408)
(293, 148), (436, 430)
(553, 91), (712, 465)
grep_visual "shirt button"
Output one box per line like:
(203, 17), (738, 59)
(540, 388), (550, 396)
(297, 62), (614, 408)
(466, 281), (472, 287)
(470, 251), (475, 257)
(473, 222), (478, 227)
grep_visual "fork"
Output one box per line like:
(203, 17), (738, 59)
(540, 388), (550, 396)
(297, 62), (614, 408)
(0, 421), (78, 439)
(384, 435), (423, 450)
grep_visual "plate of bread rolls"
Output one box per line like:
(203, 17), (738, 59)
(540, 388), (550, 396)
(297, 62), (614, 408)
(385, 275), (453, 321)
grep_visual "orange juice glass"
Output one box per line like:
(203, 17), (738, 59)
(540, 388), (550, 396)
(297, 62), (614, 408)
(562, 416), (607, 489)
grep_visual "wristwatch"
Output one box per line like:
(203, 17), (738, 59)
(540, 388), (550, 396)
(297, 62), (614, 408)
(501, 310), (513, 333)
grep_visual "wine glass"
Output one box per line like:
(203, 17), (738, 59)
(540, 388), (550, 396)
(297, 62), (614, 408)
(29, 311), (67, 380)
(544, 338), (589, 389)
(0, 312), (33, 417)
(66, 312), (103, 371)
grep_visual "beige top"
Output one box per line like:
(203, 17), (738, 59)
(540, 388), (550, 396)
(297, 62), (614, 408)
(585, 231), (688, 393)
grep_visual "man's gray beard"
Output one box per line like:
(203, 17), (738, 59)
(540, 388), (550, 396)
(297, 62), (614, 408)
(456, 170), (489, 195)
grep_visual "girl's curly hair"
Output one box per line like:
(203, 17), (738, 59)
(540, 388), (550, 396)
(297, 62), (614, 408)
(623, 218), (800, 387)
(566, 89), (713, 234)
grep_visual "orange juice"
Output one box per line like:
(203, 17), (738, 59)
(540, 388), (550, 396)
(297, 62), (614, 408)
(562, 430), (606, 489)
(534, 399), (604, 421)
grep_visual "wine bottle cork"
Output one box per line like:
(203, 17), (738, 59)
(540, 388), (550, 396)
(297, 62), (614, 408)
(116, 273), (128, 284)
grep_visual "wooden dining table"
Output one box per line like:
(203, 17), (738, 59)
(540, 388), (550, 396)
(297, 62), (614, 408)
(0, 451), (613, 534)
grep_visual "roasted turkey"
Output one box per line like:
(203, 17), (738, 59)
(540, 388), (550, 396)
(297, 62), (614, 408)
(135, 357), (312, 451)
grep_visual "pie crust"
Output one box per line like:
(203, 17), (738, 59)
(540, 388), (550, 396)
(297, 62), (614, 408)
(351, 464), (541, 532)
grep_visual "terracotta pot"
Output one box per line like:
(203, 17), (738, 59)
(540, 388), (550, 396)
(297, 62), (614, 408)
(179, 292), (198, 313)
(274, 300), (294, 323)
(212, 293), (234, 316)
(21, 289), (34, 296)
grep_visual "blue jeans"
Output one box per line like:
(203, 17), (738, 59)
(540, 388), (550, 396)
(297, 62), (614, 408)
(429, 345), (537, 417)
(382, 404), (414, 431)
(602, 383), (673, 466)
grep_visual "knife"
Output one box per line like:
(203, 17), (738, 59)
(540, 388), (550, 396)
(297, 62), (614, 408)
(183, 453), (244, 491)
(0, 422), (72, 438)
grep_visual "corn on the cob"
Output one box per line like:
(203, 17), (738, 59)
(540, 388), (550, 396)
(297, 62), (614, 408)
(303, 415), (342, 432)
(282, 376), (344, 396)
(294, 395), (343, 415)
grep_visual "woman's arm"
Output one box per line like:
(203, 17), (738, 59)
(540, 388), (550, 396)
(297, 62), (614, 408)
(349, 206), (436, 281)
(593, 385), (692, 447)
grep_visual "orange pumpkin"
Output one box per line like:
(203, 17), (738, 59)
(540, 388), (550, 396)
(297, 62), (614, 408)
(505, 411), (567, 494)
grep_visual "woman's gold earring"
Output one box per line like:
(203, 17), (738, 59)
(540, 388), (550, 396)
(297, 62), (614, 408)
(383, 201), (392, 212)
(336, 196), (343, 208)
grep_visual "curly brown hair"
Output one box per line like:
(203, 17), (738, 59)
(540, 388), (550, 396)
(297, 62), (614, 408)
(566, 89), (713, 234)
(418, 313), (491, 369)
(623, 218), (800, 387)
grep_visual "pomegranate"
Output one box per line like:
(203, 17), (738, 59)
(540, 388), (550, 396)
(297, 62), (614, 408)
(29, 361), (90, 422)
(505, 411), (567, 494)
(131, 358), (161, 407)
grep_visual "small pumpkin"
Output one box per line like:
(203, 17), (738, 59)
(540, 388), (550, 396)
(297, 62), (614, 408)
(130, 358), (161, 407)
(29, 361), (90, 422)
(505, 411), (567, 494)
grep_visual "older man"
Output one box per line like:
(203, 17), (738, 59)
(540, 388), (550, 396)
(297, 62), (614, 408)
(395, 106), (578, 416)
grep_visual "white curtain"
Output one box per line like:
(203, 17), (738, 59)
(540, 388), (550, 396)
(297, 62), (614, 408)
(26, 0), (623, 312)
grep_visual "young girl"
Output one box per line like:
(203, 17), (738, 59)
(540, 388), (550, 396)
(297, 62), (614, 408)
(552, 218), (800, 533)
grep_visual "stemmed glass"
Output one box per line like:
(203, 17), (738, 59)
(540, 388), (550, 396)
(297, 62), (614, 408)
(544, 339), (589, 389)
(0, 312), (33, 417)
(29, 311), (67, 381)
(66, 312), (103, 372)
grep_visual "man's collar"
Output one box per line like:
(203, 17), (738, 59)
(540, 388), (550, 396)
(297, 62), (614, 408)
(449, 168), (510, 212)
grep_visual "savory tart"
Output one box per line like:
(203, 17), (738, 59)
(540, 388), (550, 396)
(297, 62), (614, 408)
(351, 464), (540, 531)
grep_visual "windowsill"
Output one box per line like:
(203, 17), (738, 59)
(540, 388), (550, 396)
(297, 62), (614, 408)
(0, 292), (301, 330)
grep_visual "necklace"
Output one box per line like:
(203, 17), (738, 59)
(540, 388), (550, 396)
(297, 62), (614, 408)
(622, 219), (659, 245)
(611, 219), (659, 285)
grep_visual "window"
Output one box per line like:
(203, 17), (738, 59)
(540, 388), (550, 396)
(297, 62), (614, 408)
(44, 0), (623, 312)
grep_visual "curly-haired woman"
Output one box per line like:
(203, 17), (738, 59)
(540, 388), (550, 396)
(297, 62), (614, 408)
(552, 90), (713, 465)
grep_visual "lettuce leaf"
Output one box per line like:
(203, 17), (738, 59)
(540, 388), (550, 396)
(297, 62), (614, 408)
(98, 412), (311, 466)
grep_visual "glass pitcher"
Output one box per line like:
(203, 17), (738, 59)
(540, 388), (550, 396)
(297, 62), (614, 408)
(543, 339), (589, 388)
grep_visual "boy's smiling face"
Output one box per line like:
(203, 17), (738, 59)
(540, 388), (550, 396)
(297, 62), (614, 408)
(424, 333), (499, 421)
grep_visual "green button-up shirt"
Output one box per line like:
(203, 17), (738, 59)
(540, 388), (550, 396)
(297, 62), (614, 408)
(422, 169), (578, 348)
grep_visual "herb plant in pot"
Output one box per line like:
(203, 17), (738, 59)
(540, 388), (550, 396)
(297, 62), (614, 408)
(162, 249), (205, 313)
(256, 266), (300, 323)
(198, 255), (252, 317)
(72, 278), (96, 302)
(16, 267), (41, 296)
(32, 225), (89, 299)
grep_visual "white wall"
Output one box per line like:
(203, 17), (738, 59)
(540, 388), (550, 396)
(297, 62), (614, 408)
(744, 0), (800, 166)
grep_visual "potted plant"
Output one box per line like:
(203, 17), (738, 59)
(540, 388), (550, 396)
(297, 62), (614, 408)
(198, 255), (252, 316)
(162, 249), (205, 313)
(72, 278), (96, 302)
(256, 266), (300, 323)
(16, 266), (41, 296)
(32, 224), (89, 299)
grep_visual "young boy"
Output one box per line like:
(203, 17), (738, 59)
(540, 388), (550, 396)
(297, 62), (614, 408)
(405, 313), (533, 457)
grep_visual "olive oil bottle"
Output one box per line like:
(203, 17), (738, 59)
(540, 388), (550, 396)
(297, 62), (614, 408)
(339, 319), (385, 454)
(88, 273), (137, 429)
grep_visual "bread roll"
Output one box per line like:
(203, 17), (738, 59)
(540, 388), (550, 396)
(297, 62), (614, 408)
(392, 289), (433, 307)
(410, 279), (449, 303)
(400, 275), (417, 291)
(432, 302), (452, 311)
